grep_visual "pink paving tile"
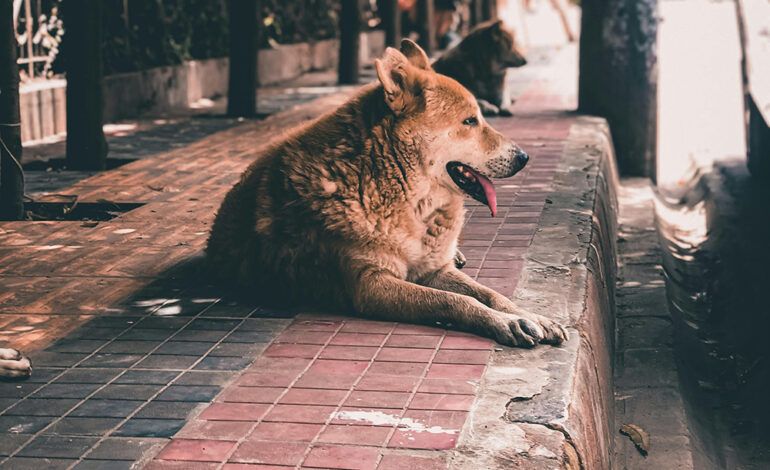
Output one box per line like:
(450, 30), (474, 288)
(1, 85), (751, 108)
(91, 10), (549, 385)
(307, 359), (369, 376)
(408, 393), (475, 411)
(230, 440), (308, 466)
(366, 362), (427, 377)
(303, 444), (380, 470)
(391, 324), (445, 335)
(401, 409), (468, 430)
(339, 321), (394, 334)
(263, 343), (323, 359)
(377, 455), (447, 470)
(432, 349), (491, 365)
(384, 335), (442, 349)
(236, 371), (300, 388)
(249, 422), (322, 442)
(355, 374), (420, 392)
(319, 345), (379, 361)
(293, 372), (358, 390)
(344, 390), (411, 409)
(286, 319), (342, 332)
(156, 438), (236, 462)
(279, 388), (347, 406)
(199, 403), (270, 421)
(329, 332), (387, 346)
(146, 462), (220, 470)
(375, 347), (434, 363)
(426, 364), (486, 380)
(222, 464), (293, 470)
(263, 404), (336, 424)
(330, 407), (402, 427)
(317, 424), (392, 446)
(388, 429), (458, 449)
(177, 420), (255, 441)
(418, 378), (479, 395)
(274, 330), (334, 344)
(220, 386), (285, 404)
(246, 357), (313, 373)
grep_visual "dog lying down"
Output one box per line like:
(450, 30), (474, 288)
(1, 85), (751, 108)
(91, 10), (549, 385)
(433, 20), (528, 116)
(207, 40), (566, 348)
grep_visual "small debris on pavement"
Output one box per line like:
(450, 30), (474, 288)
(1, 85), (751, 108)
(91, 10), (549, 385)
(620, 423), (650, 456)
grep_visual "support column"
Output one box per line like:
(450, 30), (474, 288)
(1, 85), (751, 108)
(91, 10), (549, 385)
(578, 0), (658, 179)
(339, 0), (362, 84)
(381, 0), (401, 47)
(417, 0), (435, 56)
(0, 0), (24, 220)
(64, 0), (108, 171)
(227, 0), (259, 117)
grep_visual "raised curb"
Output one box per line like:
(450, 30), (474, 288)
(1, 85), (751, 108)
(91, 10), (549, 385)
(453, 116), (619, 469)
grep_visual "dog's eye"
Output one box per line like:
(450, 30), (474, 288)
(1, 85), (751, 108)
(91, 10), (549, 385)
(462, 116), (478, 127)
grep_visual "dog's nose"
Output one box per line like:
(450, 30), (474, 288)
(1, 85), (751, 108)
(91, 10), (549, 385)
(514, 150), (529, 170)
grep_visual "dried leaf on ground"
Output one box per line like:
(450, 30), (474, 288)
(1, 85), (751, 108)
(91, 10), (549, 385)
(620, 423), (650, 456)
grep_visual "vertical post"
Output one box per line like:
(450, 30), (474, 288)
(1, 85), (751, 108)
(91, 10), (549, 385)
(227, 0), (259, 117)
(381, 0), (401, 47)
(417, 0), (435, 56)
(578, 0), (658, 179)
(481, 0), (497, 21)
(470, 0), (483, 27)
(64, 0), (107, 171)
(339, 0), (362, 84)
(0, 0), (25, 220)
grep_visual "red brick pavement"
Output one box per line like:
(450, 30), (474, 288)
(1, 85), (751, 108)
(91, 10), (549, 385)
(149, 79), (576, 469)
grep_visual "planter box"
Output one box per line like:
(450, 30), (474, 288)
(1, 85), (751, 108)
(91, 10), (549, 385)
(20, 30), (385, 144)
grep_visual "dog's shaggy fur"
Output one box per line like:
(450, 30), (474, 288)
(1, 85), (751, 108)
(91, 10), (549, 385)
(207, 41), (566, 347)
(433, 20), (527, 116)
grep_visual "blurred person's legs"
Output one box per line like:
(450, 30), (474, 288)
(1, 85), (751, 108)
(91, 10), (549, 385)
(436, 0), (461, 48)
(548, 0), (575, 42)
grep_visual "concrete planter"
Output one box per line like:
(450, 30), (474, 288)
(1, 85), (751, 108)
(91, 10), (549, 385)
(19, 30), (385, 144)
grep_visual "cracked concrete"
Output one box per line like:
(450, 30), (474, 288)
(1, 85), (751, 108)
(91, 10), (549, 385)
(452, 116), (619, 469)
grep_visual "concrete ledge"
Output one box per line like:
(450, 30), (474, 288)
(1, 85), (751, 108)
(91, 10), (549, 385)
(19, 30), (385, 143)
(454, 116), (619, 469)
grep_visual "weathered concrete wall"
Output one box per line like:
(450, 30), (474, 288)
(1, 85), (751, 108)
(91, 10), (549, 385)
(452, 116), (619, 469)
(19, 30), (385, 144)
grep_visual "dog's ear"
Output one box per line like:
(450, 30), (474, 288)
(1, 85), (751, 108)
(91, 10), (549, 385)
(399, 39), (432, 70)
(376, 47), (425, 114)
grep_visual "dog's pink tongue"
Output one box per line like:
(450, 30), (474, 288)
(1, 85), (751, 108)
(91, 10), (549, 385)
(477, 174), (498, 217)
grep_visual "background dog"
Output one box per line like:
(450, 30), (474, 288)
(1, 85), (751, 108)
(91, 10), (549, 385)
(433, 20), (527, 116)
(207, 40), (566, 348)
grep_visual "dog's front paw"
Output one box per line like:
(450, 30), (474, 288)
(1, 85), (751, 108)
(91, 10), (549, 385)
(454, 250), (466, 269)
(0, 348), (31, 380)
(520, 313), (568, 345)
(489, 314), (545, 348)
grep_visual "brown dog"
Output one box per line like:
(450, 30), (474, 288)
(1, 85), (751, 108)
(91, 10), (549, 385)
(207, 40), (566, 347)
(433, 20), (527, 116)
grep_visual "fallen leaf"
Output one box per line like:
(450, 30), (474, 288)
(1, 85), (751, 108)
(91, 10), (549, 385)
(620, 423), (650, 456)
(80, 221), (99, 228)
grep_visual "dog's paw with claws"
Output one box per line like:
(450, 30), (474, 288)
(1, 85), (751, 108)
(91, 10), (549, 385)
(489, 313), (567, 348)
(454, 249), (466, 269)
(0, 348), (31, 380)
(477, 99), (501, 116)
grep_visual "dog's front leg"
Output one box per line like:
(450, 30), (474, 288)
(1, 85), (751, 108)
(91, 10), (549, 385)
(0, 348), (31, 380)
(349, 267), (544, 347)
(421, 266), (567, 344)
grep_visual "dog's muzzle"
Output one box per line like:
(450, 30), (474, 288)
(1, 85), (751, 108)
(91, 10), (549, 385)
(485, 147), (529, 178)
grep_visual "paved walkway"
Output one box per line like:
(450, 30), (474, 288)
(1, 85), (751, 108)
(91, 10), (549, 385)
(0, 40), (578, 470)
